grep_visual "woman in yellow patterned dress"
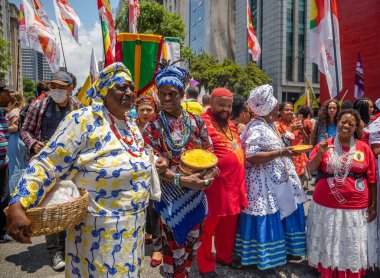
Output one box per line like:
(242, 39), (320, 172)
(6, 62), (167, 277)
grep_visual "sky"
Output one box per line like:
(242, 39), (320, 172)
(9, 0), (121, 88)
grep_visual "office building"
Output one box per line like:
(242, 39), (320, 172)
(0, 0), (22, 91)
(21, 47), (53, 83)
(235, 0), (319, 102)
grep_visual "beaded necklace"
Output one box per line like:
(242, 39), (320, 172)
(106, 112), (144, 157)
(159, 108), (191, 156)
(215, 120), (234, 141)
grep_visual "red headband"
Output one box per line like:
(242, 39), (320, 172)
(211, 88), (233, 98)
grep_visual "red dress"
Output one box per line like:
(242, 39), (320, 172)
(201, 109), (248, 216)
(275, 119), (308, 176)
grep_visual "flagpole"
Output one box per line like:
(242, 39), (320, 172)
(58, 28), (67, 70)
(329, 0), (340, 99)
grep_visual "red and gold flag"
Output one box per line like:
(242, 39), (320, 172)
(54, 0), (81, 44)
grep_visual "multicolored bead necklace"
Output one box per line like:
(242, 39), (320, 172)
(106, 112), (144, 157)
(159, 108), (191, 157)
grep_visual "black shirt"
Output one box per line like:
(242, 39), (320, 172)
(41, 99), (71, 143)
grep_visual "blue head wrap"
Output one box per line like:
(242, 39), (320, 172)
(155, 66), (189, 91)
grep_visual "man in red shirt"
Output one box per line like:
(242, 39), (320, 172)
(197, 88), (248, 278)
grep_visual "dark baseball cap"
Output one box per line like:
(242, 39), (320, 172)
(50, 71), (73, 86)
(0, 81), (12, 91)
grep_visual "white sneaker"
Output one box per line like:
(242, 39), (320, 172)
(51, 251), (65, 271)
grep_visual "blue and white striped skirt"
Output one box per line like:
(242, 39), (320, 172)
(235, 204), (306, 270)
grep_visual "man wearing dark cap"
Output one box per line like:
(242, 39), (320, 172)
(19, 71), (82, 271)
(0, 82), (12, 243)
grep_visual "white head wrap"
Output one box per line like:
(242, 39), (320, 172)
(247, 84), (278, 116)
(375, 98), (380, 111)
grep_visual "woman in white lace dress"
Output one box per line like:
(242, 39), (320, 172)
(235, 85), (308, 270)
(308, 109), (377, 277)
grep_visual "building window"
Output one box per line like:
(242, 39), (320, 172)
(283, 92), (300, 103)
(312, 63), (319, 83)
(286, 0), (294, 81)
(251, 0), (258, 29)
(297, 0), (305, 82)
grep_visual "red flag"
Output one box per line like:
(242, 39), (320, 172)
(97, 0), (115, 66)
(247, 0), (261, 61)
(129, 0), (140, 34)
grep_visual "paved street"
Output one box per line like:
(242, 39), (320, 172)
(1, 186), (380, 277)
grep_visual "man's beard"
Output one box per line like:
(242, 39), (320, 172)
(214, 113), (229, 127)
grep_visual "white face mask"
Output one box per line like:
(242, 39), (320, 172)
(51, 89), (68, 104)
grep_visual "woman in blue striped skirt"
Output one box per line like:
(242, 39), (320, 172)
(235, 85), (308, 270)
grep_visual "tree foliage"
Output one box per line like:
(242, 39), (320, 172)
(115, 1), (186, 41)
(188, 52), (272, 98)
(0, 37), (13, 81)
(115, 2), (271, 97)
(23, 78), (36, 98)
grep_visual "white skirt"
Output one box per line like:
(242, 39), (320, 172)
(307, 200), (376, 273)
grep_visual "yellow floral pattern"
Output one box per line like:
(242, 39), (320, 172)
(10, 105), (152, 277)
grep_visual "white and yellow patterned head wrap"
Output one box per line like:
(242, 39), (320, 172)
(86, 62), (133, 105)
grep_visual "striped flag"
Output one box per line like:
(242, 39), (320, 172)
(310, 0), (342, 98)
(97, 0), (115, 66)
(354, 52), (364, 99)
(247, 0), (261, 61)
(115, 33), (163, 96)
(129, 0), (140, 34)
(21, 0), (61, 72)
(54, 0), (81, 44)
(161, 37), (180, 65)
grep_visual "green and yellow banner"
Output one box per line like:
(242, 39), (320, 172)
(115, 33), (163, 96)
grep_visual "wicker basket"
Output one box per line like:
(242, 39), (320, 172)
(6, 189), (90, 237)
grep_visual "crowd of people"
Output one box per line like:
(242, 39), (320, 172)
(0, 61), (380, 278)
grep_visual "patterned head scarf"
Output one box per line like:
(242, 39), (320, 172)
(155, 66), (189, 91)
(135, 95), (158, 113)
(86, 62), (132, 105)
(247, 84), (278, 116)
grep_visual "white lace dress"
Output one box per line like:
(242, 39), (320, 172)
(307, 133), (378, 275)
(234, 119), (308, 270)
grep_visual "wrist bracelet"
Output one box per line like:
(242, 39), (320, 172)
(173, 173), (182, 188)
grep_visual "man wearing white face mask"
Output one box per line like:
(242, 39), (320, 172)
(21, 71), (82, 157)
(19, 71), (82, 271)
